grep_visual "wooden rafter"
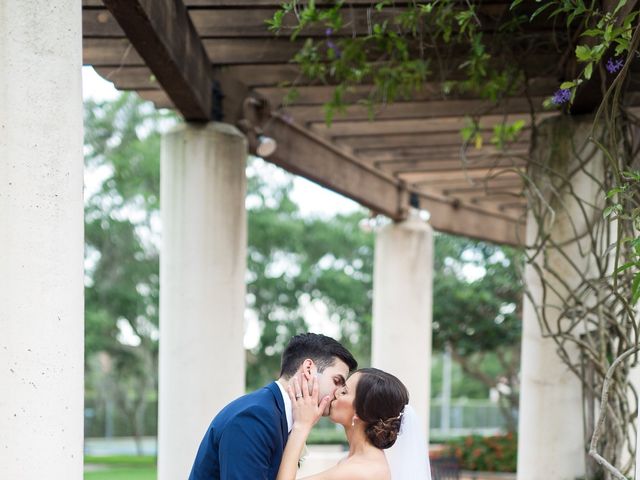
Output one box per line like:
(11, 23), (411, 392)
(263, 114), (525, 244)
(84, 4), (552, 39)
(284, 97), (548, 124)
(263, 114), (409, 220)
(82, 0), (590, 246)
(100, 0), (213, 120)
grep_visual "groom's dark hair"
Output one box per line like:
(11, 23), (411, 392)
(279, 333), (357, 379)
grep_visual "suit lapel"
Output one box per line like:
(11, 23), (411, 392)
(266, 382), (289, 443)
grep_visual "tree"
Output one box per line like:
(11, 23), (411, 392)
(432, 235), (522, 431)
(245, 162), (375, 389)
(84, 93), (170, 452)
(245, 168), (523, 420)
(84, 94), (523, 448)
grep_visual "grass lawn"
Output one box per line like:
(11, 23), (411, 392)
(84, 467), (156, 480)
(85, 455), (156, 480)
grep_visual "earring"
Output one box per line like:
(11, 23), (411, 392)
(351, 416), (356, 427)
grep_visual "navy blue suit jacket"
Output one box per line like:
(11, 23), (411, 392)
(189, 382), (289, 480)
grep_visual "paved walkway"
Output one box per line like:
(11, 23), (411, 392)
(84, 436), (157, 456)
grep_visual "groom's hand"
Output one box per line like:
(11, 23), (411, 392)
(287, 372), (331, 431)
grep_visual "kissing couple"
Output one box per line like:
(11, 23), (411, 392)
(189, 333), (431, 480)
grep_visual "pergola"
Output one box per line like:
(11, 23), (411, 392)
(2, 1), (639, 479)
(80, 0), (562, 246)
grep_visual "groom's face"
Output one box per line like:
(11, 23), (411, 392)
(315, 358), (350, 416)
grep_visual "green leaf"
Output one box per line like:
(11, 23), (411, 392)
(631, 274), (640, 305)
(614, 262), (637, 274)
(581, 28), (603, 37)
(584, 62), (593, 80)
(622, 170), (640, 181)
(603, 205), (617, 218)
(266, 10), (285, 32)
(531, 2), (555, 21)
(575, 45), (592, 62)
(613, 0), (629, 16)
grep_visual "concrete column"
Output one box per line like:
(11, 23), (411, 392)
(372, 211), (433, 435)
(158, 123), (247, 479)
(627, 364), (640, 478)
(517, 116), (606, 480)
(0, 1), (84, 478)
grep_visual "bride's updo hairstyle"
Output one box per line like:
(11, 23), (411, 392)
(354, 368), (409, 449)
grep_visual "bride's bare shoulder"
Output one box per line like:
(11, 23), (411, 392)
(301, 455), (390, 480)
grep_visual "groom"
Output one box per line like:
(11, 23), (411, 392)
(188, 333), (358, 480)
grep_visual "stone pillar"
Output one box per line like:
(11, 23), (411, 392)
(158, 123), (247, 479)
(626, 365), (640, 479)
(0, 1), (84, 478)
(372, 211), (433, 435)
(517, 116), (606, 480)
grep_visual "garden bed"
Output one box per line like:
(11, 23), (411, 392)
(460, 471), (516, 480)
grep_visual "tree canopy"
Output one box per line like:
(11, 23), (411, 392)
(83, 92), (522, 439)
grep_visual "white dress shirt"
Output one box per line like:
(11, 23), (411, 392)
(276, 380), (293, 433)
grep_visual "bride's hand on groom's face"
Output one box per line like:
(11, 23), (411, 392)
(287, 372), (331, 431)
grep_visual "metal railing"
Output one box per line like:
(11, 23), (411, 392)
(429, 399), (510, 438)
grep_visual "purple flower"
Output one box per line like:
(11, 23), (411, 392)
(327, 40), (341, 58)
(606, 57), (624, 74)
(325, 27), (333, 36)
(551, 88), (571, 105)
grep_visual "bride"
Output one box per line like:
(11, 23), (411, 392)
(276, 368), (431, 480)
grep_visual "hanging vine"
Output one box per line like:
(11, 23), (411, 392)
(270, 1), (640, 478)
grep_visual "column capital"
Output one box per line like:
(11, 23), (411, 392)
(166, 121), (247, 142)
(381, 209), (432, 234)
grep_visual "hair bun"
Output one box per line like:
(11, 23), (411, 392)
(365, 415), (402, 449)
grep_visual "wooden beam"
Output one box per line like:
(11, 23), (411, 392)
(399, 169), (521, 185)
(83, 39), (142, 66)
(441, 181), (523, 195)
(354, 142), (531, 160)
(408, 174), (523, 188)
(336, 130), (531, 150)
(82, 0), (371, 5)
(83, 38), (303, 66)
(262, 114), (524, 245)
(85, 0), (513, 5)
(262, 114), (409, 220)
(311, 112), (558, 137)
(100, 0), (213, 121)
(284, 97), (548, 123)
(93, 66), (160, 89)
(258, 78), (559, 107)
(453, 190), (524, 202)
(89, 37), (519, 66)
(91, 63), (303, 88)
(371, 148), (529, 164)
(189, 8), (392, 38)
(84, 5), (553, 38)
(84, 36), (562, 85)
(379, 156), (527, 174)
(256, 84), (435, 106)
(137, 90), (174, 109)
(415, 191), (525, 246)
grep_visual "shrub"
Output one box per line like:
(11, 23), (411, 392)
(445, 433), (517, 472)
